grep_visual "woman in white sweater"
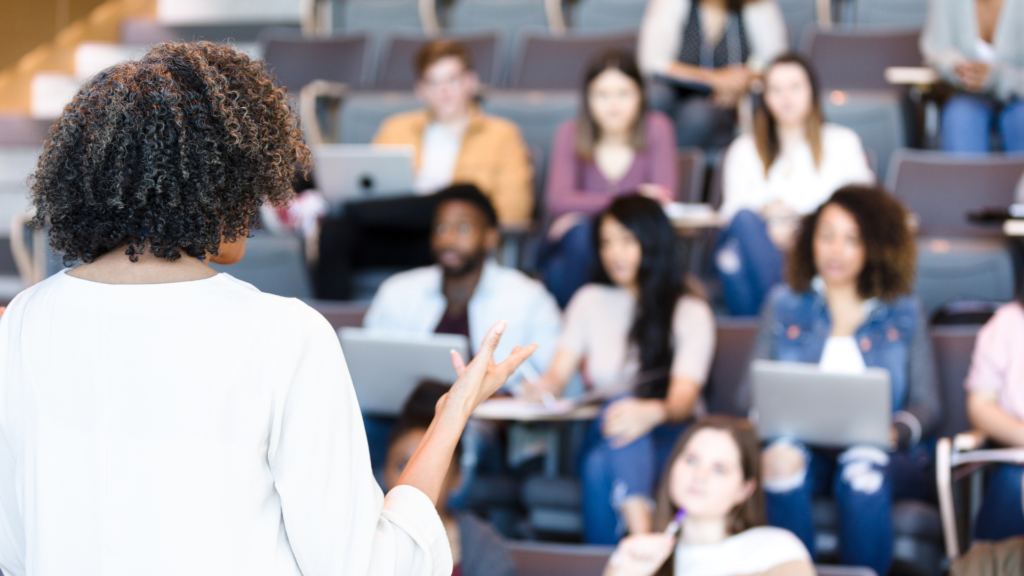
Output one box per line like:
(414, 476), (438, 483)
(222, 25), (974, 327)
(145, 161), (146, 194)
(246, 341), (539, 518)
(0, 42), (534, 576)
(715, 54), (874, 315)
(638, 0), (788, 150)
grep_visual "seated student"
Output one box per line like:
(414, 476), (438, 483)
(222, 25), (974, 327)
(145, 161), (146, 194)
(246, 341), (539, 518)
(963, 299), (1024, 541)
(716, 54), (874, 316)
(540, 49), (678, 308)
(528, 194), (716, 545)
(638, 0), (787, 150)
(741, 186), (941, 576)
(604, 416), (814, 576)
(921, 0), (1024, 153)
(374, 40), (533, 223)
(363, 185), (561, 472)
(385, 382), (518, 576)
(315, 40), (533, 299)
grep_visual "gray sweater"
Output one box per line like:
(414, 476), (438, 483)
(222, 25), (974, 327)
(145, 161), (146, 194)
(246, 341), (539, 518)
(921, 0), (1024, 102)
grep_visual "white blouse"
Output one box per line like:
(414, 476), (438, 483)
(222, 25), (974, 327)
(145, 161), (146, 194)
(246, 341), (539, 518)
(0, 271), (451, 576)
(674, 526), (810, 576)
(720, 123), (875, 222)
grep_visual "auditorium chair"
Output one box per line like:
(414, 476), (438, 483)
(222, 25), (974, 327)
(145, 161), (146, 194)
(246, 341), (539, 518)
(120, 17), (298, 45)
(845, 0), (929, 30)
(449, 0), (551, 85)
(823, 90), (906, 183)
(507, 32), (638, 90)
(886, 150), (1024, 320)
(572, 0), (647, 33)
(803, 27), (922, 91)
(375, 32), (501, 89)
(335, 91), (422, 144)
(331, 0), (429, 83)
(480, 90), (579, 173)
(776, 0), (818, 51)
(210, 231), (314, 299)
(676, 148), (708, 205)
(260, 33), (371, 92)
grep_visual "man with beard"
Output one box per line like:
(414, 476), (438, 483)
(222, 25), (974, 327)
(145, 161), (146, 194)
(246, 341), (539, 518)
(365, 184), (560, 373)
(362, 185), (562, 480)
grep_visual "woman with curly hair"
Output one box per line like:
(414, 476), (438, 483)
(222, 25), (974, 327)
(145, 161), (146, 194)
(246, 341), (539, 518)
(0, 42), (534, 576)
(737, 186), (941, 576)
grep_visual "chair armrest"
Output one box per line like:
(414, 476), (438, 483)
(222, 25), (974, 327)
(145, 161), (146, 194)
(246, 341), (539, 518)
(953, 430), (988, 453)
(885, 67), (939, 87)
(298, 80), (349, 146)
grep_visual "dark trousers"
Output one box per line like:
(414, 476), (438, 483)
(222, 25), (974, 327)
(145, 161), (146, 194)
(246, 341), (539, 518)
(315, 195), (443, 300)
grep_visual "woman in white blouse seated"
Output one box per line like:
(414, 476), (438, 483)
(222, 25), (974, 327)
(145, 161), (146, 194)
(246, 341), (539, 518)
(0, 42), (534, 576)
(604, 416), (814, 576)
(528, 194), (717, 545)
(716, 53), (874, 316)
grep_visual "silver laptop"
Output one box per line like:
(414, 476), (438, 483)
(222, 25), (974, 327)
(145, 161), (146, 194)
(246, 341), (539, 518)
(750, 359), (892, 448)
(339, 328), (470, 416)
(313, 144), (415, 203)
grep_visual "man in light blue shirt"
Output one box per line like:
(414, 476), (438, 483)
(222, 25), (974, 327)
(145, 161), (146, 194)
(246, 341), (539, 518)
(364, 184), (561, 383)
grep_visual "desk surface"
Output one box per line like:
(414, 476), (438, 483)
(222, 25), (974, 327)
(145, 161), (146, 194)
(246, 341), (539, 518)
(473, 399), (601, 422)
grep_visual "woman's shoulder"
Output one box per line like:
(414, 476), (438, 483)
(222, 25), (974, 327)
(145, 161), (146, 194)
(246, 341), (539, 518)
(821, 123), (866, 149)
(981, 301), (1024, 336)
(723, 133), (760, 167)
(644, 111), (676, 136)
(730, 526), (811, 560)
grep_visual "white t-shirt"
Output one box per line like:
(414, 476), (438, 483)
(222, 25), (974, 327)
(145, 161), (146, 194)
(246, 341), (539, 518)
(720, 123), (875, 221)
(674, 526), (811, 576)
(414, 122), (465, 195)
(559, 284), (716, 393)
(819, 336), (867, 373)
(0, 271), (450, 576)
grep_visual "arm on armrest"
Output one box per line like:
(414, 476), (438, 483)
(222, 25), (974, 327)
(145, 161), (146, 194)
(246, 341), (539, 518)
(953, 429), (989, 453)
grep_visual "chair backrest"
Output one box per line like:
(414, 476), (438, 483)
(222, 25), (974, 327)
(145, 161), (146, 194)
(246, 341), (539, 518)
(804, 27), (922, 91)
(336, 91), (423, 144)
(506, 541), (614, 576)
(847, 0), (929, 29)
(261, 34), (370, 92)
(931, 325), (980, 439)
(573, 0), (647, 33)
(449, 0), (551, 84)
(823, 90), (905, 184)
(335, 0), (423, 34)
(375, 32), (500, 89)
(776, 0), (816, 51)
(677, 147), (707, 204)
(120, 17), (290, 43)
(509, 32), (637, 90)
(211, 232), (313, 298)
(0, 117), (50, 147)
(704, 318), (759, 416)
(886, 150), (1024, 237)
(481, 90), (579, 167)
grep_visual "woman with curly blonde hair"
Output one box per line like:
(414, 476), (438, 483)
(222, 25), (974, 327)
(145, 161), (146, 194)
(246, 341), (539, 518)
(738, 185), (940, 576)
(0, 42), (533, 576)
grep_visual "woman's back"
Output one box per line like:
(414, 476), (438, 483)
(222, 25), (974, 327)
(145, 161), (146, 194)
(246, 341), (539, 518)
(0, 271), (387, 576)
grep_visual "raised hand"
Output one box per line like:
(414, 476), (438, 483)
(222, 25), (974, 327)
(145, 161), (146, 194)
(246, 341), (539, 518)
(446, 320), (538, 416)
(605, 533), (675, 576)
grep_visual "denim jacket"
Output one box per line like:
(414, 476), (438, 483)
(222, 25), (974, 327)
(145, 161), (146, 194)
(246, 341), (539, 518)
(740, 284), (942, 448)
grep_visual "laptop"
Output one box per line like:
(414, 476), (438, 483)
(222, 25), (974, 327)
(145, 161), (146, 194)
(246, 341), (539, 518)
(313, 144), (415, 203)
(339, 328), (471, 416)
(750, 359), (892, 448)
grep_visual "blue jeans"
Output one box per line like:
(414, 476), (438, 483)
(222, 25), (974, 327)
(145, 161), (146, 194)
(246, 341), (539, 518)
(764, 443), (931, 576)
(941, 94), (1024, 152)
(579, 402), (687, 544)
(974, 464), (1024, 541)
(539, 220), (595, 309)
(716, 210), (784, 316)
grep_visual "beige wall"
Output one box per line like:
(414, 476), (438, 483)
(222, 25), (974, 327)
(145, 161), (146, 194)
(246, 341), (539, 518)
(0, 0), (109, 70)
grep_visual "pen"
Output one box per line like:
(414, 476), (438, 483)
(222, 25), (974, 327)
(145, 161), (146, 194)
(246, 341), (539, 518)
(664, 508), (687, 538)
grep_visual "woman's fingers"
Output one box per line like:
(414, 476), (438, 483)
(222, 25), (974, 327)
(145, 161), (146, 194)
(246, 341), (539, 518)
(450, 349), (467, 377)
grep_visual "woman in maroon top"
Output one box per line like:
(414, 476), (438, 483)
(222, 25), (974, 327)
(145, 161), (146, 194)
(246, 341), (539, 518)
(539, 50), (678, 307)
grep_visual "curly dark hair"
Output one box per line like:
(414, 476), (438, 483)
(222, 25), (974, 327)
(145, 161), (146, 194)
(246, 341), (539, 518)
(31, 41), (311, 265)
(788, 185), (916, 301)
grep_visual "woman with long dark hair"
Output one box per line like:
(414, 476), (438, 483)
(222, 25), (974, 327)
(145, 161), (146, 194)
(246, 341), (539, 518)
(715, 53), (873, 316)
(540, 49), (678, 307)
(602, 416), (813, 576)
(0, 42), (534, 576)
(530, 194), (716, 544)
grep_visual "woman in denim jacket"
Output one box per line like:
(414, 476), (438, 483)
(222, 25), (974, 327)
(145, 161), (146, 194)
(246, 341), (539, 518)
(738, 186), (941, 576)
